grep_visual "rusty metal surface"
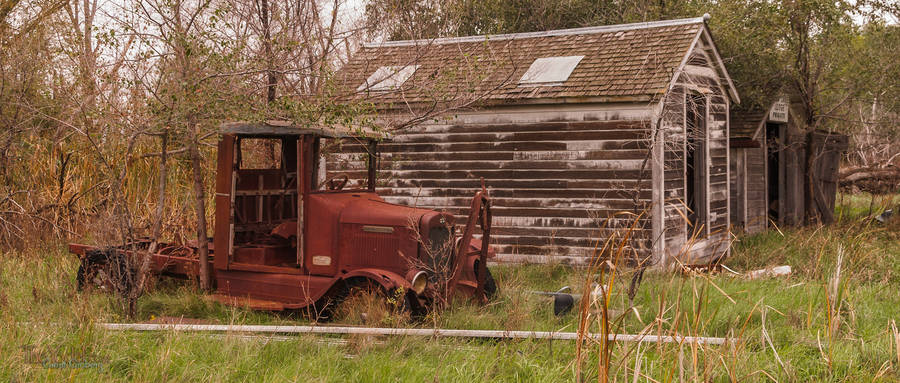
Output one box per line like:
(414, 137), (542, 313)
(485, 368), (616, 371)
(70, 127), (494, 312)
(449, 182), (493, 302)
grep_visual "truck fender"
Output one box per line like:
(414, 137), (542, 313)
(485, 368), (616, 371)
(340, 269), (426, 315)
(463, 238), (496, 259)
(341, 268), (412, 293)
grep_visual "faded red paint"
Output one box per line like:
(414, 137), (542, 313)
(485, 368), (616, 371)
(69, 124), (495, 311)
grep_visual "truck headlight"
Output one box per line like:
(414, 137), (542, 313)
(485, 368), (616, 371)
(408, 270), (428, 295)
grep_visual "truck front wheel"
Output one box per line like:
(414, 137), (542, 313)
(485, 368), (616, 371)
(474, 260), (497, 299)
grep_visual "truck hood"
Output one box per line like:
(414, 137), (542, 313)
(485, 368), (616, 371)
(339, 196), (449, 229)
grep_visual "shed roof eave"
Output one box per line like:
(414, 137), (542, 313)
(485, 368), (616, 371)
(220, 121), (388, 140)
(362, 94), (660, 112)
(749, 101), (782, 141)
(362, 17), (707, 48)
(698, 27), (740, 104)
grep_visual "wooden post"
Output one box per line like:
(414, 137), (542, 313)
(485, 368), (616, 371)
(190, 133), (211, 290)
(367, 141), (377, 192)
(296, 137), (305, 267)
(213, 135), (236, 271)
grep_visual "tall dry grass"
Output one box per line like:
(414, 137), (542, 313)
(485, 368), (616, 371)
(0, 132), (216, 251)
(568, 192), (900, 381)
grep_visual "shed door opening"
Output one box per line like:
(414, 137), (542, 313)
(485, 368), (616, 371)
(685, 92), (707, 235)
(766, 122), (781, 222)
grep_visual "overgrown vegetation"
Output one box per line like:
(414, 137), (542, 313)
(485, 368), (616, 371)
(1, 194), (897, 381)
(1, 0), (898, 380)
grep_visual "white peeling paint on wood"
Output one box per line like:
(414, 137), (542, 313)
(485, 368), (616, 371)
(332, 159), (646, 171)
(327, 69), (731, 266)
(442, 103), (653, 124)
(511, 151), (640, 161)
(657, 47), (732, 265)
(475, 215), (642, 229)
(684, 64), (718, 79)
(386, 196), (626, 210)
(564, 140), (649, 151)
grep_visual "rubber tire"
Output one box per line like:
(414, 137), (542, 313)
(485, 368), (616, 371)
(483, 266), (498, 298)
(76, 248), (132, 294)
(75, 262), (89, 291)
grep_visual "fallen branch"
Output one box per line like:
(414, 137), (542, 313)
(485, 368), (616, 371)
(839, 167), (900, 182)
(99, 323), (730, 345)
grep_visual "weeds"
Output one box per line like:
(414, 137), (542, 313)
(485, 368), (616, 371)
(1, 193), (899, 381)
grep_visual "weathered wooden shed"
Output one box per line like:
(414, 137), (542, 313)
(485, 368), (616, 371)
(729, 102), (778, 233)
(334, 17), (740, 267)
(730, 97), (848, 231)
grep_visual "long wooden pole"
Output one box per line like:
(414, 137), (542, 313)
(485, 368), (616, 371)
(189, 135), (211, 290)
(99, 323), (728, 345)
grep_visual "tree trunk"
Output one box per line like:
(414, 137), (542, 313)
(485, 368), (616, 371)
(129, 129), (169, 315)
(190, 131), (211, 290)
(805, 129), (838, 225)
(804, 131), (817, 224)
(149, 129), (168, 247)
(258, 0), (277, 104)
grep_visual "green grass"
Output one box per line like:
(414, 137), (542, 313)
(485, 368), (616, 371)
(1, 193), (899, 382)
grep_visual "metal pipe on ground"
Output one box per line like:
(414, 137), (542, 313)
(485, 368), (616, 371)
(98, 323), (729, 345)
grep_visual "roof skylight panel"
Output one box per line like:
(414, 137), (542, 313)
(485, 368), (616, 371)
(358, 65), (419, 91)
(518, 56), (584, 86)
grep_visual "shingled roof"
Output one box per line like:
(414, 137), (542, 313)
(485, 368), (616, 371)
(731, 106), (769, 139)
(337, 17), (737, 107)
(731, 95), (788, 140)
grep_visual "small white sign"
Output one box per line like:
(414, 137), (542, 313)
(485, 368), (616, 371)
(312, 255), (332, 266)
(769, 97), (789, 123)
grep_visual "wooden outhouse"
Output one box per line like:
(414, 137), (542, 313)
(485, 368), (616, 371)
(335, 17), (739, 267)
(729, 103), (774, 233)
(730, 97), (848, 231)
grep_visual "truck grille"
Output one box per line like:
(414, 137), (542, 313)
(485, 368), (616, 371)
(427, 225), (453, 274)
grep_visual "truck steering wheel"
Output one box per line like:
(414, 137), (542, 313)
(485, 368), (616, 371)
(324, 174), (349, 190)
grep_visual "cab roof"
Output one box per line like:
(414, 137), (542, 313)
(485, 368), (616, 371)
(221, 120), (388, 140)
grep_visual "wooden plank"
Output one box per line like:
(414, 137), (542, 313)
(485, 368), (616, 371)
(330, 159), (646, 171)
(488, 216), (651, 229)
(491, 244), (650, 258)
(345, 169), (652, 180)
(391, 129), (649, 144)
(417, 206), (652, 219)
(379, 188), (653, 199)
(99, 323), (729, 345)
(404, 120), (648, 134)
(487, 234), (617, 248)
(358, 149), (650, 161)
(325, 115), (665, 263)
(379, 179), (651, 189)
(341, 140), (650, 153)
(384, 196), (654, 210)
(487, 226), (652, 238)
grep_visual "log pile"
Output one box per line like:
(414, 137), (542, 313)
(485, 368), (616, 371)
(840, 166), (900, 193)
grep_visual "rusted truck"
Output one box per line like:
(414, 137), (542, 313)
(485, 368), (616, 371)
(69, 121), (496, 313)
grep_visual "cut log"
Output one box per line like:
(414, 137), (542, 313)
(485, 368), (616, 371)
(839, 167), (900, 183)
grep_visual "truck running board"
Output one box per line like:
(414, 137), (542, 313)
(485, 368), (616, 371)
(209, 294), (287, 311)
